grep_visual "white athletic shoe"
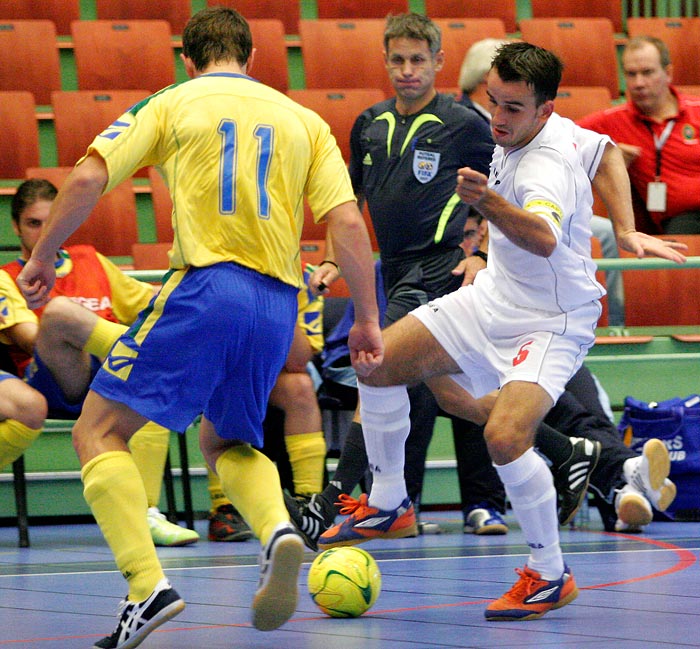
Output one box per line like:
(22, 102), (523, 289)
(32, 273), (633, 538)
(615, 484), (653, 531)
(622, 439), (676, 512)
(147, 507), (199, 547)
(252, 522), (304, 631)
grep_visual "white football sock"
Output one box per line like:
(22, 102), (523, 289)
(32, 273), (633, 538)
(358, 383), (410, 510)
(495, 447), (563, 580)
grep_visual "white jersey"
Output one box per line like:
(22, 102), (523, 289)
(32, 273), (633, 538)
(570, 118), (613, 181)
(475, 112), (605, 313)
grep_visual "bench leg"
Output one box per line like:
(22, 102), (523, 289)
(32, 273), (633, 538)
(177, 432), (194, 530)
(163, 451), (178, 523)
(12, 457), (29, 548)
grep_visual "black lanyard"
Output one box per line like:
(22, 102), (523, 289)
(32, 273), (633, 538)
(645, 120), (675, 179)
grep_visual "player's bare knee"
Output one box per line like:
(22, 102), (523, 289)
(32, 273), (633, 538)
(71, 420), (89, 460)
(428, 380), (451, 411)
(286, 372), (315, 402)
(295, 388), (321, 416)
(37, 297), (76, 346)
(16, 390), (48, 429)
(483, 418), (531, 464)
(40, 296), (74, 326)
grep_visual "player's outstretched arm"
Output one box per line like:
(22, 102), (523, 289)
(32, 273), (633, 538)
(592, 143), (687, 263)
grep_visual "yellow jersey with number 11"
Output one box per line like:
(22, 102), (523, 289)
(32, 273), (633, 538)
(84, 72), (355, 288)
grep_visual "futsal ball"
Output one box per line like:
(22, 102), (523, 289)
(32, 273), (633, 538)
(307, 546), (382, 617)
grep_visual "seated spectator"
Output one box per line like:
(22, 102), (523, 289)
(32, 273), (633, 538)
(459, 209), (487, 255)
(0, 339), (47, 476)
(578, 35), (700, 235)
(438, 212), (676, 535)
(0, 178), (198, 547)
(457, 36), (507, 123)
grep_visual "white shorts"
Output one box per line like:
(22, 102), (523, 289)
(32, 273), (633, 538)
(411, 280), (599, 403)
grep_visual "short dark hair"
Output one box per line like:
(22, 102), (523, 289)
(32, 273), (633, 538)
(466, 206), (483, 223)
(491, 41), (563, 105)
(384, 13), (441, 56)
(11, 178), (58, 224)
(182, 6), (253, 71)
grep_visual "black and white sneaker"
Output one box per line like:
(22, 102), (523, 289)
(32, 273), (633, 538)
(252, 522), (304, 631)
(283, 492), (332, 552)
(94, 578), (184, 649)
(554, 437), (602, 525)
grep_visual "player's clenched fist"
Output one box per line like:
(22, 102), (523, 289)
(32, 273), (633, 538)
(456, 166), (488, 205)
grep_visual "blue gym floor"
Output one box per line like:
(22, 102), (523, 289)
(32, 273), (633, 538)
(1, 508), (698, 648)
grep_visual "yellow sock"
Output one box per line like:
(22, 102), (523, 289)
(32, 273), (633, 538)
(0, 420), (42, 470)
(82, 451), (164, 601)
(285, 431), (327, 495)
(83, 317), (127, 357)
(215, 445), (288, 545)
(128, 422), (170, 508)
(206, 468), (232, 514)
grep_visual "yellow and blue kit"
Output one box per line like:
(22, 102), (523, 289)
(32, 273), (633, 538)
(86, 72), (355, 443)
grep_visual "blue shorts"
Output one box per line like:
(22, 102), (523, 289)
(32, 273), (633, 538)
(91, 263), (298, 445)
(0, 370), (17, 382)
(25, 350), (101, 419)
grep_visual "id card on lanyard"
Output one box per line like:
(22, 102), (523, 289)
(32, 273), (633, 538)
(646, 120), (675, 212)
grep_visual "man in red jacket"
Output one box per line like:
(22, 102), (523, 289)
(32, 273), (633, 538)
(578, 35), (700, 234)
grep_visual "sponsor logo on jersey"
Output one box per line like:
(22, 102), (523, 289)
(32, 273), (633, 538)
(413, 150), (440, 183)
(103, 340), (138, 381)
(98, 119), (131, 141)
(69, 295), (112, 312)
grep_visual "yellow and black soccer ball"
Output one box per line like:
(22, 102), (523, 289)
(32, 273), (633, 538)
(307, 546), (382, 617)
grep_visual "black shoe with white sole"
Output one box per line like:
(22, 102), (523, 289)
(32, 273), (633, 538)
(94, 578), (184, 649)
(554, 437), (602, 525)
